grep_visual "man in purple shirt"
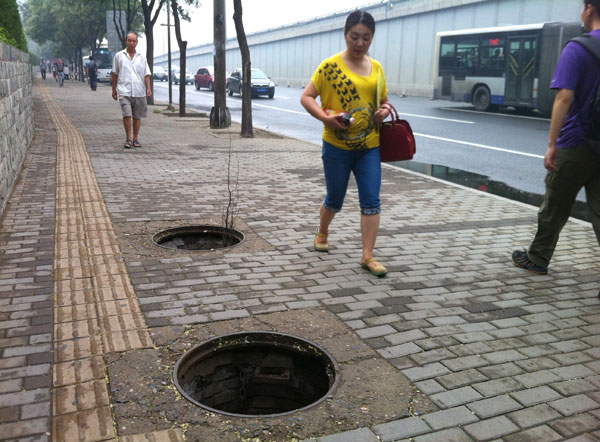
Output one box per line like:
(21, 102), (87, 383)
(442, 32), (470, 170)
(512, 0), (600, 280)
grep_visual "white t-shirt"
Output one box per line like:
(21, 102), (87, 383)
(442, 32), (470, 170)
(112, 49), (151, 97)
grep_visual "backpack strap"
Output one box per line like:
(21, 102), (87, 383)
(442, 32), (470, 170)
(569, 33), (600, 62)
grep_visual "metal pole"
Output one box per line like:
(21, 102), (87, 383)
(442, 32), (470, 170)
(167, 0), (173, 110)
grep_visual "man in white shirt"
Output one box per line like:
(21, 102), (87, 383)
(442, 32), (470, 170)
(112, 32), (152, 149)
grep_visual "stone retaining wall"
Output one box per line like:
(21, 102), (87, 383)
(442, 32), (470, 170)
(0, 42), (34, 217)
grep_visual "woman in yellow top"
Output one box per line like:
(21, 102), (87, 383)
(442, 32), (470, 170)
(300, 10), (392, 277)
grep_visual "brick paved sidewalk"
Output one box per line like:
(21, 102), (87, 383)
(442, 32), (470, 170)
(1, 78), (599, 441)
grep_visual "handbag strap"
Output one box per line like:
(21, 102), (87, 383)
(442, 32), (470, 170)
(384, 103), (400, 122)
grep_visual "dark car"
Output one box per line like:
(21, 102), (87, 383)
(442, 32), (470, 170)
(194, 66), (215, 90)
(153, 66), (168, 82)
(227, 68), (275, 98)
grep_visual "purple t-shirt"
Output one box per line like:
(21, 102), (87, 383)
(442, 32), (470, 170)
(551, 29), (600, 148)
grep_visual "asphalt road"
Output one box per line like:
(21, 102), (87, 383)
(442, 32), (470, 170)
(153, 81), (584, 203)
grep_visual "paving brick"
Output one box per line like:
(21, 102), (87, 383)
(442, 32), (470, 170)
(467, 395), (523, 419)
(478, 362), (524, 380)
(430, 386), (484, 409)
(549, 394), (599, 416)
(421, 405), (479, 430)
(442, 355), (488, 371)
(437, 368), (488, 390)
(551, 379), (597, 396)
(378, 342), (422, 359)
(508, 403), (563, 428)
(356, 325), (396, 339)
(402, 362), (451, 382)
(463, 416), (519, 440)
(0, 388), (50, 407)
(372, 416), (431, 441)
(510, 385), (563, 407)
(414, 379), (446, 395)
(514, 370), (562, 388)
(550, 414), (600, 438)
(385, 329), (428, 345)
(413, 427), (472, 442)
(0, 417), (49, 439)
(502, 425), (563, 442)
(473, 377), (524, 397)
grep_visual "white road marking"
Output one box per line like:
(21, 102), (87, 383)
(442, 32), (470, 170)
(441, 107), (550, 121)
(414, 132), (544, 159)
(395, 112), (474, 124)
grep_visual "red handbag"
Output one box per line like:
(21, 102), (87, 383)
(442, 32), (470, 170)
(379, 104), (416, 162)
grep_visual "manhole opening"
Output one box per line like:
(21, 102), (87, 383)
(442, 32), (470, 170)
(173, 332), (339, 417)
(152, 225), (245, 250)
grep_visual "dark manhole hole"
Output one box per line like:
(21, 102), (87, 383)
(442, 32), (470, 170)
(173, 332), (339, 417)
(152, 225), (245, 250)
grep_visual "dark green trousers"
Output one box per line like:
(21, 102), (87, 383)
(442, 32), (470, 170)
(528, 142), (600, 267)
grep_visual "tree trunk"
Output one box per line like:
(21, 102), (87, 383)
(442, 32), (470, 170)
(210, 0), (230, 128)
(145, 20), (155, 104)
(171, 0), (187, 116)
(233, 0), (252, 137)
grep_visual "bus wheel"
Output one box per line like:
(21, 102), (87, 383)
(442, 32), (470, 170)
(473, 86), (491, 112)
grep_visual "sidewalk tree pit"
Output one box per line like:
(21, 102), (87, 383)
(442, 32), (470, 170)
(173, 332), (339, 417)
(152, 225), (245, 250)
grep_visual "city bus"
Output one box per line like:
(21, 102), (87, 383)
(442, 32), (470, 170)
(433, 22), (583, 114)
(95, 47), (114, 83)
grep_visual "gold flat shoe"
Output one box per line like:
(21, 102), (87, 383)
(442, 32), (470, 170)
(361, 257), (387, 277)
(314, 230), (329, 252)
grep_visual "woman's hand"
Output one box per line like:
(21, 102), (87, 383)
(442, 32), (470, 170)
(374, 107), (390, 124)
(323, 114), (348, 130)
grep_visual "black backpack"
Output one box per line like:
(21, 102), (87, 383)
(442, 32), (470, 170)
(569, 34), (600, 142)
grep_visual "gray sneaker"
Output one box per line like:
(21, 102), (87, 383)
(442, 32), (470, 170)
(512, 250), (548, 275)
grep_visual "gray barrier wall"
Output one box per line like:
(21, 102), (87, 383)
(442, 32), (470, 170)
(0, 42), (34, 217)
(155, 0), (581, 97)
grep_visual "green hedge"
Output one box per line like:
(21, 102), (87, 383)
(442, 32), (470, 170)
(0, 0), (27, 51)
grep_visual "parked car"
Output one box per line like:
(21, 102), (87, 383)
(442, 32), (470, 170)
(184, 72), (194, 85)
(195, 66), (215, 90)
(153, 66), (168, 82)
(227, 68), (275, 98)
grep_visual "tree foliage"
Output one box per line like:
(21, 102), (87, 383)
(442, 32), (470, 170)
(0, 0), (27, 51)
(25, 0), (109, 56)
(110, 0), (144, 49)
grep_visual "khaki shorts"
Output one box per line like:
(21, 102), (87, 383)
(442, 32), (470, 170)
(119, 96), (147, 119)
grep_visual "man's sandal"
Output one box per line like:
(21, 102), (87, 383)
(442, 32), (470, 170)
(314, 229), (329, 252)
(124, 139), (132, 149)
(361, 258), (388, 277)
(132, 140), (141, 148)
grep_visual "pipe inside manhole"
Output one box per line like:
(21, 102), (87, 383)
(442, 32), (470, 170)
(173, 332), (339, 417)
(152, 225), (245, 250)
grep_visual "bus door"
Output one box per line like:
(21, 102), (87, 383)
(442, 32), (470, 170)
(505, 37), (537, 106)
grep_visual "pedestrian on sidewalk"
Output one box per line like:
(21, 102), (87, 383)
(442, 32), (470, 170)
(111, 32), (152, 149)
(512, 0), (600, 278)
(40, 59), (46, 80)
(300, 10), (393, 277)
(56, 58), (65, 87)
(87, 56), (98, 91)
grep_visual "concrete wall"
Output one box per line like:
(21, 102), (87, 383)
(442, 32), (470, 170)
(155, 0), (582, 97)
(0, 42), (34, 217)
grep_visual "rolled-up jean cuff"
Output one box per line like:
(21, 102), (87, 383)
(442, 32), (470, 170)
(361, 207), (381, 215)
(323, 202), (342, 213)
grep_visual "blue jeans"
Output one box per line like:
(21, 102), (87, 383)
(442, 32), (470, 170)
(322, 140), (381, 215)
(90, 76), (97, 90)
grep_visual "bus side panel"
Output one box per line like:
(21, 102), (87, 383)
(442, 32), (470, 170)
(537, 22), (583, 114)
(436, 76), (504, 105)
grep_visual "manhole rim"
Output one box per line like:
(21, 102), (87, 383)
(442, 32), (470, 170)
(151, 224), (246, 251)
(172, 331), (340, 418)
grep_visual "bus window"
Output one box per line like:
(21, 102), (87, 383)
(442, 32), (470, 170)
(456, 41), (478, 70)
(480, 37), (506, 72)
(439, 42), (456, 71)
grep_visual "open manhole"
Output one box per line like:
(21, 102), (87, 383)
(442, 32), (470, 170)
(173, 332), (339, 417)
(152, 225), (245, 250)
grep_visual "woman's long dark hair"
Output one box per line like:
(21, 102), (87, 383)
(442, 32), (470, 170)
(344, 10), (375, 35)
